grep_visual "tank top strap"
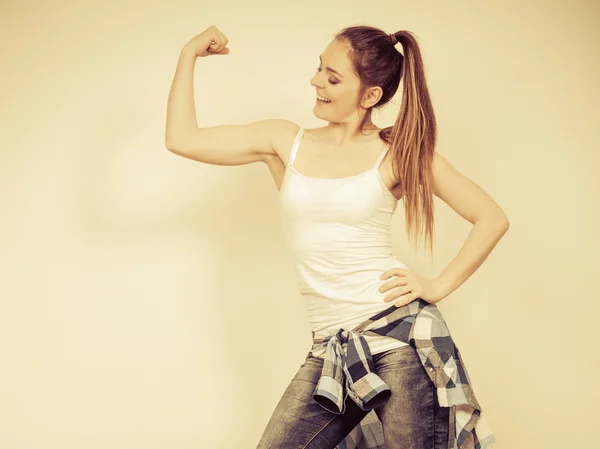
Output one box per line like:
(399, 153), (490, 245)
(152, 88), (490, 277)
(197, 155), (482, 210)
(372, 144), (390, 169)
(288, 127), (304, 167)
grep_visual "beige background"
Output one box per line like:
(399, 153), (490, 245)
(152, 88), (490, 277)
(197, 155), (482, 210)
(1, 0), (598, 448)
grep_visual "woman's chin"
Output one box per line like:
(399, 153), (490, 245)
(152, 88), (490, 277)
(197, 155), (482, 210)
(312, 106), (325, 118)
(313, 105), (332, 120)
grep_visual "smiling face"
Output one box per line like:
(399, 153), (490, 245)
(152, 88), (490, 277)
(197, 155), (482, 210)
(310, 39), (362, 123)
(310, 38), (382, 127)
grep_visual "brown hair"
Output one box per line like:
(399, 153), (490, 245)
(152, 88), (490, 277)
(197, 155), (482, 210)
(335, 26), (437, 255)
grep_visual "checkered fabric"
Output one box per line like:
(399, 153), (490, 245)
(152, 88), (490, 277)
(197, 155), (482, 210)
(310, 298), (496, 449)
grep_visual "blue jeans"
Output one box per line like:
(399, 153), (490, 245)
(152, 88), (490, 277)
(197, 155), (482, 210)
(256, 344), (449, 449)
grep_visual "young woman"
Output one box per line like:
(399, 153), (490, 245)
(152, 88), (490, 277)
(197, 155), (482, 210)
(166, 24), (507, 449)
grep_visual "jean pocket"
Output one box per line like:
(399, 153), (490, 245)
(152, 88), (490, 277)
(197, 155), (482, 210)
(373, 345), (422, 370)
(293, 355), (323, 382)
(286, 360), (325, 403)
(374, 347), (434, 391)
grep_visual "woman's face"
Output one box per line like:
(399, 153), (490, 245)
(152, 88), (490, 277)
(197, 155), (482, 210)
(310, 39), (363, 124)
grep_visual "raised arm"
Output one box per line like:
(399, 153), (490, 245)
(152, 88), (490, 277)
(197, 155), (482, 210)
(165, 26), (297, 166)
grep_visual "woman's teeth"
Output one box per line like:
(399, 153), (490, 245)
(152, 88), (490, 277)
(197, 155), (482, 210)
(317, 95), (331, 103)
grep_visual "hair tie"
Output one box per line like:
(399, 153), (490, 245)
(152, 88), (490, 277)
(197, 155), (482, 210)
(389, 33), (398, 45)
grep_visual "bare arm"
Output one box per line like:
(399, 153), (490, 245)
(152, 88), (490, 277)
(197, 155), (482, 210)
(430, 152), (510, 299)
(165, 46), (297, 166)
(165, 47), (199, 151)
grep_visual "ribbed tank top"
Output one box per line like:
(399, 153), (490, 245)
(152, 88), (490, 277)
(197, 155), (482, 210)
(279, 127), (410, 358)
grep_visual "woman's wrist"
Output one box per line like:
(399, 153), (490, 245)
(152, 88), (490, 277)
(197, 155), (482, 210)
(180, 44), (197, 59)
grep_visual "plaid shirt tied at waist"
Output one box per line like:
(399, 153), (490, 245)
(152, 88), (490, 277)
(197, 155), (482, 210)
(309, 298), (496, 449)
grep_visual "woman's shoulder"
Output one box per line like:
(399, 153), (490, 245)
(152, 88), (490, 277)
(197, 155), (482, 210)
(270, 123), (329, 152)
(261, 119), (305, 165)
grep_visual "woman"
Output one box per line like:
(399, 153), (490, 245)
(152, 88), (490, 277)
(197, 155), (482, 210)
(165, 24), (507, 449)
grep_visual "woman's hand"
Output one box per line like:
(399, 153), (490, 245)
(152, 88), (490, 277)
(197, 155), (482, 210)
(183, 25), (230, 58)
(379, 268), (445, 306)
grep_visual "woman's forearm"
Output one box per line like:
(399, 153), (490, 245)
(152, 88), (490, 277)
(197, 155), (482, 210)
(165, 47), (199, 149)
(434, 212), (509, 300)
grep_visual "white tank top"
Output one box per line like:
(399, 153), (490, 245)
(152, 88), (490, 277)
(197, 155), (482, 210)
(279, 127), (410, 358)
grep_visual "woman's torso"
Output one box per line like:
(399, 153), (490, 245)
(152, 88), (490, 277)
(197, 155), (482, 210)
(274, 125), (411, 358)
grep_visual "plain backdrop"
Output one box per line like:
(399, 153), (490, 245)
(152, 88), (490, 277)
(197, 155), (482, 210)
(1, 0), (598, 448)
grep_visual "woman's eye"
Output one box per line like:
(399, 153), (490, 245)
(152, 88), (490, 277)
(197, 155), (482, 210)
(316, 67), (339, 85)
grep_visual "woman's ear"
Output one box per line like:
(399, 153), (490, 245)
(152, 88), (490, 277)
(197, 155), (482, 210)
(361, 86), (383, 109)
